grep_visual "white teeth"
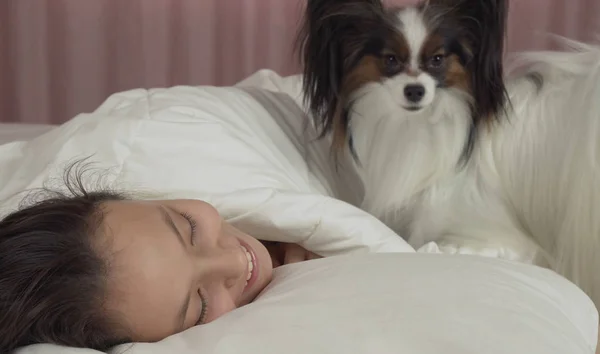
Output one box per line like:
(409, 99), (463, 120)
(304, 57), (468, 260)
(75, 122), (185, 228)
(241, 246), (254, 282)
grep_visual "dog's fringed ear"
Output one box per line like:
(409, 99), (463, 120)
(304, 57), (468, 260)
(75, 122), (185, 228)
(429, 0), (509, 160)
(437, 0), (510, 122)
(296, 0), (385, 153)
(465, 0), (509, 122)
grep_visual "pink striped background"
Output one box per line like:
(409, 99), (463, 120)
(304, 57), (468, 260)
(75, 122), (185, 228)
(1, 0), (599, 124)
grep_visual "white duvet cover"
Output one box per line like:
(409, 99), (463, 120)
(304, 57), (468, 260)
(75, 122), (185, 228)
(0, 70), (597, 353)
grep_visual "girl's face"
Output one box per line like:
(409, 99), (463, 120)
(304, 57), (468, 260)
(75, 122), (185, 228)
(99, 199), (273, 342)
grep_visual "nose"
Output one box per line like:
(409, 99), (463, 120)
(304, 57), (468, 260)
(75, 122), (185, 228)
(404, 84), (425, 103)
(199, 246), (248, 288)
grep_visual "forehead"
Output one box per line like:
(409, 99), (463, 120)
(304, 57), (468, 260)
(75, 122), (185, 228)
(100, 201), (185, 295)
(101, 200), (175, 273)
(396, 7), (429, 57)
(101, 200), (191, 340)
(381, 6), (457, 59)
(101, 201), (161, 241)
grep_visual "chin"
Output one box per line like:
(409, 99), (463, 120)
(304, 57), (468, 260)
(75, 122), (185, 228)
(298, 0), (600, 308)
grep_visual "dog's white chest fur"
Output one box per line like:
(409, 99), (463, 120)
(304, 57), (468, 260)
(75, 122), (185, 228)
(349, 82), (542, 262)
(345, 43), (600, 310)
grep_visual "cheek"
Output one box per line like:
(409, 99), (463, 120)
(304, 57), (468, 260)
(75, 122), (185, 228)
(106, 256), (194, 341)
(203, 287), (237, 323)
(350, 83), (399, 121)
(415, 73), (438, 106)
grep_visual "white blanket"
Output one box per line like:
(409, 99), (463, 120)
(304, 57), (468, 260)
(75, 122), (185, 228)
(0, 82), (413, 258)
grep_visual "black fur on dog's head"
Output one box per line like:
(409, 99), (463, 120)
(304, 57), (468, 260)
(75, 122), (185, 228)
(296, 0), (510, 159)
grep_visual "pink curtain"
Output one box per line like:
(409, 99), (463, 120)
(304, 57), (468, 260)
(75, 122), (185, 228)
(1, 0), (599, 124)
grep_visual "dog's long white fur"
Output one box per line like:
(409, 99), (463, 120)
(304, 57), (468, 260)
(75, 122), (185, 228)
(350, 37), (600, 306)
(497, 37), (600, 302)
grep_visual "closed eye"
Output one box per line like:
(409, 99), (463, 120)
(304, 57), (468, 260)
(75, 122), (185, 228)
(179, 212), (198, 245)
(175, 210), (207, 326)
(195, 290), (209, 326)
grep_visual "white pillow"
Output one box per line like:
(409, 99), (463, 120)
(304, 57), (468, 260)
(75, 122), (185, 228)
(17, 254), (599, 354)
(0, 84), (413, 257)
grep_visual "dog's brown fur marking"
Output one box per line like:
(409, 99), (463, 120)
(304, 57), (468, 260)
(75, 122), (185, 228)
(444, 54), (471, 92)
(331, 55), (384, 153)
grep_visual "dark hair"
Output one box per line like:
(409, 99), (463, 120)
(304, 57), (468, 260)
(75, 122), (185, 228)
(0, 161), (131, 353)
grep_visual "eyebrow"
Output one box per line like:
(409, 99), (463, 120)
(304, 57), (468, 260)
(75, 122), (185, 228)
(158, 206), (190, 331)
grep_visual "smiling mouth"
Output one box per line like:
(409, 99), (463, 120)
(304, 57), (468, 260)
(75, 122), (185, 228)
(403, 106), (423, 112)
(241, 246), (254, 284)
(240, 243), (257, 290)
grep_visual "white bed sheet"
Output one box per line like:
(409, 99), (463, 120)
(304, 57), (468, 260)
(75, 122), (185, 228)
(0, 123), (56, 145)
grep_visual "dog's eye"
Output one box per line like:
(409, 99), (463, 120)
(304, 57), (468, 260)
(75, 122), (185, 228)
(383, 54), (402, 74)
(428, 54), (445, 69)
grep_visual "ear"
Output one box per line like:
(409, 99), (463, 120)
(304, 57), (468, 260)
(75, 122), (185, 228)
(428, 0), (509, 159)
(296, 0), (386, 155)
(462, 0), (509, 119)
(436, 0), (510, 120)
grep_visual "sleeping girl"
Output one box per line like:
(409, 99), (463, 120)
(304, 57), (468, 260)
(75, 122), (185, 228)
(0, 163), (319, 353)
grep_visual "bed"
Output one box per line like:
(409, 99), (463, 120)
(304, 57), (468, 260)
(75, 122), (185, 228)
(1, 71), (598, 354)
(0, 123), (56, 145)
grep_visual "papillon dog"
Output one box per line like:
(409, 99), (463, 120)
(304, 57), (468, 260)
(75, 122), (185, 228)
(298, 0), (600, 308)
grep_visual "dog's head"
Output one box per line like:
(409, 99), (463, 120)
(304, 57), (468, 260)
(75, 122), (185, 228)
(297, 0), (509, 156)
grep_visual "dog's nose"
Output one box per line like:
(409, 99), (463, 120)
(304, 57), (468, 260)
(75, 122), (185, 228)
(404, 84), (425, 103)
